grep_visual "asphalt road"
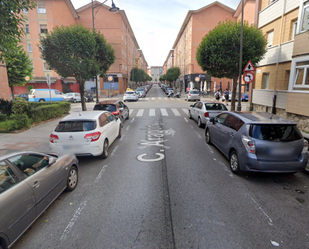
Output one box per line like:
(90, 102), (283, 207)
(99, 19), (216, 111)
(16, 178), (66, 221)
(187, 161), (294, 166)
(7, 85), (309, 249)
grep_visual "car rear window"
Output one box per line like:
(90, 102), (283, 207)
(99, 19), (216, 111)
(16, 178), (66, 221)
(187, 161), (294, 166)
(93, 104), (116, 112)
(249, 124), (302, 142)
(205, 103), (227, 111)
(125, 92), (134, 95)
(55, 121), (96, 132)
(190, 91), (199, 94)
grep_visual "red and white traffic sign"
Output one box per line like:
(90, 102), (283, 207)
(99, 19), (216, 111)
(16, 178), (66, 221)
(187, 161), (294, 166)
(243, 60), (255, 72)
(243, 72), (255, 84)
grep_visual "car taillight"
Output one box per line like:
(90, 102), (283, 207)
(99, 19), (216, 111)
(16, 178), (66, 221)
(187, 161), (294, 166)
(50, 134), (59, 143)
(204, 112), (209, 117)
(198, 94), (200, 96)
(189, 94), (191, 96)
(242, 136), (256, 154)
(124, 94), (126, 96)
(303, 139), (308, 153)
(112, 110), (120, 116)
(84, 131), (101, 142)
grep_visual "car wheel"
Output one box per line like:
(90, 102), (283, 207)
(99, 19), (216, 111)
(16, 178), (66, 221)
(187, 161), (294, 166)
(188, 110), (192, 119)
(73, 99), (77, 103)
(100, 139), (109, 159)
(117, 126), (122, 138)
(197, 117), (204, 128)
(230, 150), (241, 174)
(39, 99), (45, 102)
(65, 166), (78, 192)
(205, 128), (212, 145)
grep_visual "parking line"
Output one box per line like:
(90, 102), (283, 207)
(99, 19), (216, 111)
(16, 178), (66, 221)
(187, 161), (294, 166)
(129, 109), (134, 115)
(152, 97), (155, 100)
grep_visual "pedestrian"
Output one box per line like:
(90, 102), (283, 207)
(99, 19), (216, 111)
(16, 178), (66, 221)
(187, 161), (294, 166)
(214, 90), (220, 101)
(224, 88), (229, 105)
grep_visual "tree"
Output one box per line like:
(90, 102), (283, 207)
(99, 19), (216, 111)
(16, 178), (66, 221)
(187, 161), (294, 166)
(0, 0), (36, 60)
(40, 24), (115, 111)
(196, 20), (267, 111)
(165, 67), (180, 86)
(4, 42), (33, 96)
(130, 68), (149, 85)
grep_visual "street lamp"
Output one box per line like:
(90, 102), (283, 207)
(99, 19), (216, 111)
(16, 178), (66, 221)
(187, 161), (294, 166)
(237, 0), (244, 111)
(91, 0), (119, 102)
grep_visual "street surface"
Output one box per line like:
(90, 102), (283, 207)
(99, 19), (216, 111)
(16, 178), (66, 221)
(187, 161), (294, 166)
(1, 85), (309, 249)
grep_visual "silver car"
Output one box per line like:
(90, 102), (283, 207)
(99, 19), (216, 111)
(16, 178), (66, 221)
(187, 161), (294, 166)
(205, 112), (308, 174)
(188, 102), (228, 128)
(185, 90), (200, 101)
(0, 151), (78, 248)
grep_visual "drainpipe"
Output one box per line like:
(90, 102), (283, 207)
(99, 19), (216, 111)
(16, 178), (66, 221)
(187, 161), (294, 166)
(272, 0), (286, 114)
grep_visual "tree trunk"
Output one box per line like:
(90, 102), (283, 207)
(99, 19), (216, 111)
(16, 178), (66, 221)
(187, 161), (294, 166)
(231, 76), (238, 111)
(10, 86), (14, 100)
(78, 80), (87, 111)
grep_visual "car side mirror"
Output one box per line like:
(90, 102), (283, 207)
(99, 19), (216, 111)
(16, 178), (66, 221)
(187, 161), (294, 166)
(190, 105), (193, 107)
(48, 157), (57, 166)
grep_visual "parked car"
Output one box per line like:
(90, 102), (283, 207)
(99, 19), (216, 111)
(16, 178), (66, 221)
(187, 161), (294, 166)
(205, 111), (308, 174)
(63, 92), (81, 103)
(188, 102), (228, 128)
(123, 91), (138, 102)
(185, 90), (201, 101)
(49, 111), (121, 158)
(0, 151), (78, 249)
(93, 100), (129, 122)
(135, 88), (146, 98)
(241, 93), (249, 102)
(15, 93), (29, 101)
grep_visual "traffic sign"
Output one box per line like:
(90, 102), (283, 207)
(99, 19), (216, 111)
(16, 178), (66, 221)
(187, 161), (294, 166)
(243, 60), (255, 72)
(243, 72), (255, 84)
(46, 74), (51, 86)
(108, 76), (113, 82)
(25, 76), (30, 81)
(195, 77), (200, 82)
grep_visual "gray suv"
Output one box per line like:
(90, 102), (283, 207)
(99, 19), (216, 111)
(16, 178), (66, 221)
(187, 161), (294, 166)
(205, 112), (308, 174)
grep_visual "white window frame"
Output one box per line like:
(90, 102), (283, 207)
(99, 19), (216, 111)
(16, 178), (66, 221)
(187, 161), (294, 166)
(27, 44), (32, 52)
(300, 0), (309, 32)
(39, 24), (48, 34)
(267, 31), (274, 47)
(291, 21), (297, 40)
(289, 55), (309, 91)
(37, 4), (46, 14)
(263, 73), (270, 89)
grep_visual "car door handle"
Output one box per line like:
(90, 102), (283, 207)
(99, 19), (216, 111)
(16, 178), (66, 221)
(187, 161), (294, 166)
(230, 133), (234, 137)
(33, 181), (40, 188)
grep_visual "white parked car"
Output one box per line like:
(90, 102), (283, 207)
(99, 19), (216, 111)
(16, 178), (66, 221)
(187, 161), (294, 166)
(49, 111), (121, 158)
(185, 90), (200, 101)
(63, 92), (81, 103)
(123, 91), (138, 102)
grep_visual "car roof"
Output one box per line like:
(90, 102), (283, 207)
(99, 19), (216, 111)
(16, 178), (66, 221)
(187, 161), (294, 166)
(229, 112), (296, 125)
(60, 111), (108, 121)
(95, 100), (118, 105)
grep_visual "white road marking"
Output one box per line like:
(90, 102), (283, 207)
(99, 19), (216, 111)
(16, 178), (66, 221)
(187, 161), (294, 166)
(152, 97), (155, 100)
(60, 201), (87, 241)
(182, 108), (188, 114)
(171, 108), (181, 116)
(129, 109), (134, 115)
(170, 98), (175, 101)
(195, 132), (202, 139)
(145, 98), (149, 100)
(130, 118), (135, 123)
(95, 165), (108, 183)
(136, 109), (144, 117)
(149, 109), (155, 116)
(164, 97), (167, 100)
(160, 108), (168, 116)
(250, 197), (273, 226)
(218, 161), (234, 178)
(184, 117), (188, 122)
(158, 97), (162, 99)
(110, 145), (118, 157)
(126, 126), (130, 131)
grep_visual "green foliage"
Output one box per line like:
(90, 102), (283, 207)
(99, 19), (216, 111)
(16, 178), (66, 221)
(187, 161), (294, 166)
(130, 68), (149, 82)
(0, 98), (13, 116)
(12, 95), (30, 115)
(4, 42), (33, 95)
(165, 67), (180, 82)
(0, 114), (7, 122)
(196, 20), (267, 79)
(29, 102), (70, 123)
(10, 113), (30, 130)
(0, 0), (36, 61)
(40, 24), (115, 111)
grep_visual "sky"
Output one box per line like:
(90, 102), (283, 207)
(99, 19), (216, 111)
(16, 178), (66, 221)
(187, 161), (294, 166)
(72, 0), (241, 67)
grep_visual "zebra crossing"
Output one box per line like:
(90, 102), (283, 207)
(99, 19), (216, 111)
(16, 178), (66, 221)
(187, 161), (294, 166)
(129, 108), (188, 117)
(142, 97), (181, 101)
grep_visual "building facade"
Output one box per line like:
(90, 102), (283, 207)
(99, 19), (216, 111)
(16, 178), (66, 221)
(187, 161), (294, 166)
(149, 66), (163, 83)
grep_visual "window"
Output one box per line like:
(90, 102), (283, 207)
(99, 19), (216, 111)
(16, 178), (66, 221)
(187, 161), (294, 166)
(99, 114), (108, 127)
(37, 4), (46, 13)
(43, 62), (50, 71)
(25, 24), (30, 34)
(8, 154), (49, 176)
(301, 1), (309, 32)
(27, 44), (32, 52)
(293, 61), (309, 86)
(0, 161), (19, 194)
(263, 73), (270, 89)
(55, 121), (96, 132)
(225, 115), (244, 131)
(291, 21), (297, 40)
(215, 113), (228, 125)
(269, 0), (277, 4)
(40, 24), (48, 34)
(267, 31), (274, 47)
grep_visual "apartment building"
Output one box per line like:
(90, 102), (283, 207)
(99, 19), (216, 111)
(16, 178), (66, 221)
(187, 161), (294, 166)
(251, 0), (309, 131)
(149, 66), (163, 83)
(12, 0), (146, 96)
(0, 64), (11, 100)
